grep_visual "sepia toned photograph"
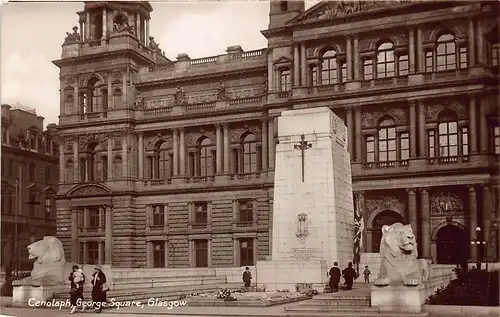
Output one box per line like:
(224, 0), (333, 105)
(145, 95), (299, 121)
(0, 0), (499, 316)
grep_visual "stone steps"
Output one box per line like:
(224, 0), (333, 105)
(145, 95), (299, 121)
(110, 275), (226, 290)
(285, 311), (429, 317)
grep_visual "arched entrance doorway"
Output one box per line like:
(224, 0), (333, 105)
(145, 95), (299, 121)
(436, 224), (467, 264)
(371, 210), (404, 253)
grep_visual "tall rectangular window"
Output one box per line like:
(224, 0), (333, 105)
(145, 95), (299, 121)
(89, 207), (100, 229)
(459, 47), (467, 69)
(153, 205), (165, 226)
(494, 126), (500, 154)
(45, 197), (53, 218)
(240, 238), (254, 266)
(428, 130), (435, 158)
(195, 240), (208, 267)
(280, 69), (291, 91)
(238, 200), (253, 223)
(366, 136), (375, 163)
(193, 202), (208, 228)
(491, 44), (499, 66)
(29, 193), (37, 216)
(29, 163), (35, 182)
(87, 242), (99, 264)
(400, 132), (410, 160)
(341, 63), (347, 83)
(398, 55), (409, 76)
(152, 241), (165, 268)
(425, 51), (433, 73)
(461, 127), (469, 156)
(310, 66), (317, 86)
(363, 59), (373, 80)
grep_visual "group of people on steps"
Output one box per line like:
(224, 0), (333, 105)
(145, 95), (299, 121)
(328, 262), (371, 292)
(68, 264), (108, 314)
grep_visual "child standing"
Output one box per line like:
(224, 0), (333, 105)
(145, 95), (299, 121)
(242, 267), (252, 288)
(363, 265), (371, 283)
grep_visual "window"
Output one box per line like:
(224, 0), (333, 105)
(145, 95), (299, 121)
(491, 43), (499, 66)
(80, 158), (86, 181)
(28, 192), (37, 217)
(438, 111), (458, 157)
(341, 63), (347, 83)
(378, 117), (397, 162)
(66, 160), (74, 183)
(87, 143), (101, 182)
(2, 128), (7, 144)
(366, 136), (375, 163)
(398, 55), (409, 76)
(87, 242), (99, 265)
(152, 241), (165, 268)
(400, 132), (410, 160)
(102, 156), (108, 180)
(240, 238), (254, 266)
(238, 200), (253, 223)
(320, 50), (338, 85)
(113, 156), (122, 179)
(194, 202), (208, 225)
(30, 135), (36, 150)
(280, 69), (291, 91)
(376, 42), (395, 78)
(242, 133), (258, 174)
(363, 58), (373, 80)
(459, 47), (467, 69)
(310, 66), (317, 86)
(425, 51), (433, 72)
(461, 127), (469, 156)
(153, 205), (165, 226)
(29, 163), (35, 182)
(88, 207), (100, 229)
(494, 126), (500, 154)
(156, 141), (172, 179)
(45, 167), (51, 182)
(44, 196), (53, 218)
(436, 34), (456, 71)
(199, 137), (213, 177)
(280, 0), (287, 11)
(195, 240), (208, 267)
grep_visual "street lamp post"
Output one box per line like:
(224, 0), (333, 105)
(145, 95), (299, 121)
(470, 226), (486, 270)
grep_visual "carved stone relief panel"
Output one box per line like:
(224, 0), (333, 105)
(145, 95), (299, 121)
(361, 105), (408, 128)
(79, 133), (107, 151)
(231, 127), (246, 143)
(146, 98), (170, 109)
(112, 70), (123, 84)
(422, 21), (467, 43)
(425, 100), (467, 122)
(189, 128), (216, 146)
(430, 191), (464, 216)
(365, 195), (406, 217)
(145, 133), (173, 151)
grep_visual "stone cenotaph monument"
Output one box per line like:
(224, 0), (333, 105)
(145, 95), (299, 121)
(256, 107), (355, 292)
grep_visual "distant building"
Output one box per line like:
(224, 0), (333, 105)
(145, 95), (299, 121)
(1, 103), (59, 271)
(53, 1), (499, 269)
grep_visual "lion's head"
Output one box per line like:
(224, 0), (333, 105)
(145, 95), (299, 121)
(380, 223), (418, 258)
(27, 236), (65, 265)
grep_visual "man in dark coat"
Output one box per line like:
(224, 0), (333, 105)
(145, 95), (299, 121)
(242, 267), (252, 288)
(328, 262), (341, 292)
(91, 265), (108, 313)
(342, 262), (357, 290)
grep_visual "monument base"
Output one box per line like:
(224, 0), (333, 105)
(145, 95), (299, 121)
(371, 283), (430, 313)
(256, 260), (327, 292)
(13, 285), (55, 307)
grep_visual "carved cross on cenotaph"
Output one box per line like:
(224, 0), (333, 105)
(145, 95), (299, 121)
(294, 134), (312, 182)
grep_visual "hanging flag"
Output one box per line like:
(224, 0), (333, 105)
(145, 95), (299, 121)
(353, 193), (364, 265)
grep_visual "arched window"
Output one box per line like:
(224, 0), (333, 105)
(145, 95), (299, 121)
(378, 117), (397, 162)
(86, 77), (100, 113)
(371, 210), (405, 252)
(242, 133), (258, 173)
(321, 50), (338, 85)
(376, 42), (395, 78)
(438, 110), (458, 157)
(65, 160), (74, 183)
(113, 156), (122, 179)
(436, 34), (456, 71)
(156, 141), (172, 179)
(198, 137), (213, 177)
(280, 69), (291, 91)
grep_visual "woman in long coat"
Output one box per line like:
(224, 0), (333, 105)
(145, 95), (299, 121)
(91, 265), (108, 313)
(68, 265), (85, 314)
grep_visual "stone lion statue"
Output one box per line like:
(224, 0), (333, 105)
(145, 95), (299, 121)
(374, 223), (430, 287)
(16, 236), (67, 286)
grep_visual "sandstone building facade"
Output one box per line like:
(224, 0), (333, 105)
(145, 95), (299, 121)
(53, 1), (499, 268)
(1, 104), (59, 271)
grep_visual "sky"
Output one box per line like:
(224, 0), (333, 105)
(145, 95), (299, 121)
(1, 0), (317, 128)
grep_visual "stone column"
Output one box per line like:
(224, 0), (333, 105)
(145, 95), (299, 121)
(268, 119), (275, 169)
(353, 35), (360, 80)
(346, 36), (353, 81)
(107, 136), (113, 180)
(409, 101), (417, 158)
(107, 74), (112, 109)
(101, 8), (107, 43)
(146, 19), (150, 44)
(79, 21), (83, 41)
(468, 185), (478, 262)
(59, 144), (65, 182)
(479, 96), (488, 153)
(85, 11), (90, 42)
(476, 20), (484, 65)
(179, 128), (186, 176)
(482, 185), (492, 261)
(407, 189), (418, 236)
(293, 45), (300, 87)
(346, 107), (354, 158)
(73, 86), (79, 113)
(172, 129), (179, 176)
(136, 13), (141, 40)
(418, 100), (426, 157)
(71, 209), (78, 261)
(354, 106), (362, 162)
(409, 28), (416, 74)
(105, 206), (113, 264)
(146, 241), (152, 268)
(138, 133), (144, 179)
(223, 124), (230, 173)
(215, 124), (223, 174)
(99, 206), (104, 233)
(122, 132), (128, 178)
(98, 243), (104, 265)
(164, 241), (169, 268)
(300, 44), (307, 86)
(84, 158), (89, 182)
(416, 27), (423, 73)
(83, 243), (88, 264)
(261, 119), (268, 171)
(420, 188), (431, 258)
(468, 19), (476, 66)
(469, 94), (478, 154)
(73, 139), (79, 182)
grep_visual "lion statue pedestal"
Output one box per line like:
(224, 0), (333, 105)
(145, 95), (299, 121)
(370, 223), (431, 314)
(12, 236), (70, 307)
